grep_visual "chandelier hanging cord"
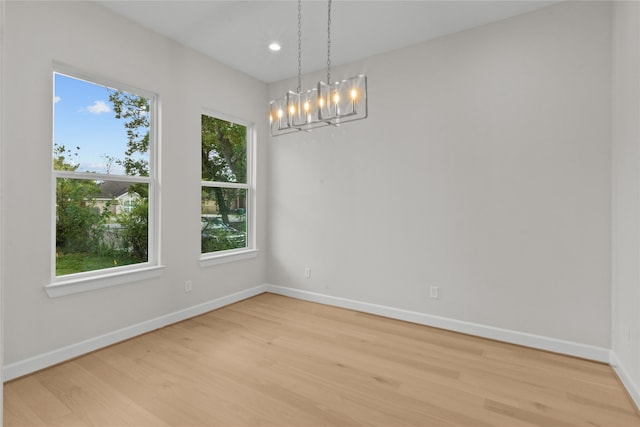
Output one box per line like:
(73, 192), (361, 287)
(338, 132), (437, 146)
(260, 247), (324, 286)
(297, 0), (302, 93)
(326, 0), (332, 85)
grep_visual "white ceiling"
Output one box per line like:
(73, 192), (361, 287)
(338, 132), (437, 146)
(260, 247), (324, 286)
(95, 1), (558, 83)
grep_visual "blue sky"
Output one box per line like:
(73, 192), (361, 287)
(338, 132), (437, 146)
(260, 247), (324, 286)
(53, 73), (147, 175)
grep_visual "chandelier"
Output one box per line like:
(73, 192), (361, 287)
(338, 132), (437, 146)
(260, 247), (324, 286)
(269, 0), (368, 137)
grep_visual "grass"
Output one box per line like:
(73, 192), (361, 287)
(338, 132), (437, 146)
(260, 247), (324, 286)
(56, 251), (143, 276)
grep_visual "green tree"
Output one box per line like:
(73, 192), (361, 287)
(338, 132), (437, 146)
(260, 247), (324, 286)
(108, 91), (150, 177)
(54, 144), (106, 254)
(118, 198), (148, 260)
(201, 115), (246, 224)
(109, 91), (150, 259)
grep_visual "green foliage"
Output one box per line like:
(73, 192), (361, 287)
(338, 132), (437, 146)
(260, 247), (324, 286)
(118, 197), (148, 260)
(200, 216), (246, 253)
(201, 231), (241, 253)
(109, 90), (151, 262)
(54, 145), (107, 254)
(201, 115), (246, 183)
(108, 91), (150, 177)
(201, 115), (247, 226)
(54, 88), (152, 276)
(53, 144), (80, 172)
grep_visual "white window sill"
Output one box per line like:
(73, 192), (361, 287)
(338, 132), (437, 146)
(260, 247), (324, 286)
(199, 248), (258, 267)
(46, 265), (166, 298)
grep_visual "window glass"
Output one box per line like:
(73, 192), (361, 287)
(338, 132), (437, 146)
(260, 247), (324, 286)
(201, 188), (247, 252)
(201, 114), (247, 184)
(201, 114), (250, 254)
(53, 72), (155, 277)
(53, 74), (149, 176)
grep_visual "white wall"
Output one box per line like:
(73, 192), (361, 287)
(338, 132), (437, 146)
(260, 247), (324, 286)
(0, 0), (622, 392)
(2, 1), (267, 367)
(612, 0), (640, 407)
(1, 0), (5, 422)
(267, 1), (612, 348)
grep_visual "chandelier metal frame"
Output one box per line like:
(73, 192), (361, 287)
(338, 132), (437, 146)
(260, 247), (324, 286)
(269, 0), (368, 137)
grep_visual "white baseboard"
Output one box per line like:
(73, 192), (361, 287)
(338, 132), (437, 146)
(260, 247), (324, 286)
(3, 284), (268, 381)
(265, 284), (611, 363)
(3, 283), (614, 384)
(610, 351), (640, 412)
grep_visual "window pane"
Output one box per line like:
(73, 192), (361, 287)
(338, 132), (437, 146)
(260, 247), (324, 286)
(201, 187), (247, 253)
(56, 178), (149, 276)
(201, 115), (247, 183)
(53, 73), (150, 177)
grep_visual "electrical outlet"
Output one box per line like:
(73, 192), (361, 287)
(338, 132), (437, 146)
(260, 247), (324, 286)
(185, 280), (193, 293)
(304, 267), (311, 279)
(430, 285), (439, 299)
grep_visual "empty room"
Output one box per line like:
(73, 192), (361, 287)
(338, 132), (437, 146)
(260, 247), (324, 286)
(1, 0), (640, 425)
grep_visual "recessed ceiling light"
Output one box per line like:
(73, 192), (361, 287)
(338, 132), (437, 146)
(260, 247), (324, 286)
(269, 42), (281, 52)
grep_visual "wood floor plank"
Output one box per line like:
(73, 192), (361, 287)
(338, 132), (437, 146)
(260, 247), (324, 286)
(5, 293), (640, 426)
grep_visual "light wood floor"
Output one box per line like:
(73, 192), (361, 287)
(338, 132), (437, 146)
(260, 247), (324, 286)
(4, 293), (640, 426)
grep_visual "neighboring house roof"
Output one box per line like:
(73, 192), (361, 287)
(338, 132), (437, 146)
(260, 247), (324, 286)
(98, 181), (131, 199)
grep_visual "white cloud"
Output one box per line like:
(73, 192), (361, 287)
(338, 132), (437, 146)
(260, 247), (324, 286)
(53, 96), (61, 104)
(86, 100), (111, 114)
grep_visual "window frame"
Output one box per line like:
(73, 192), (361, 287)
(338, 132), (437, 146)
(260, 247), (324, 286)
(199, 109), (257, 266)
(47, 65), (163, 297)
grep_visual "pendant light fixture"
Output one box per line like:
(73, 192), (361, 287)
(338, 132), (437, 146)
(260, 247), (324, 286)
(269, 0), (368, 137)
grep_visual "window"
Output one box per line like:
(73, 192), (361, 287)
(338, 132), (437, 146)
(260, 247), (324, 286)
(201, 113), (252, 257)
(51, 70), (158, 286)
